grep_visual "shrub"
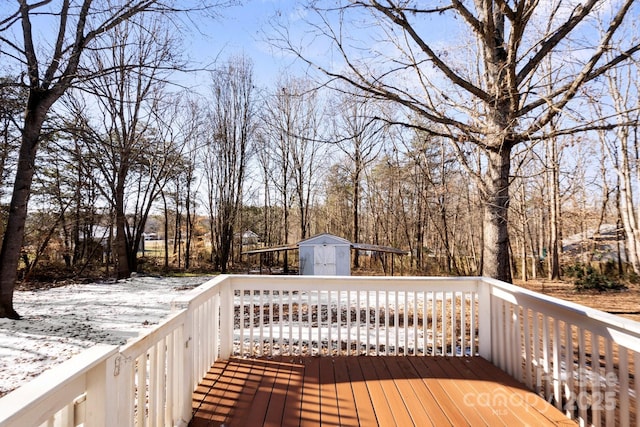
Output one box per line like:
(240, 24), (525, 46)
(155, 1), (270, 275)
(565, 263), (627, 292)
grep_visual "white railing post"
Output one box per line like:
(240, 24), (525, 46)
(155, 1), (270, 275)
(219, 276), (234, 359)
(179, 309), (194, 425)
(84, 351), (119, 427)
(113, 354), (135, 427)
(477, 278), (492, 360)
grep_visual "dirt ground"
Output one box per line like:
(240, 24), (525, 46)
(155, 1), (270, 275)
(514, 279), (640, 323)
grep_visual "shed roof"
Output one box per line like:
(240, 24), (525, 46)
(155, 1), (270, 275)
(298, 233), (351, 246)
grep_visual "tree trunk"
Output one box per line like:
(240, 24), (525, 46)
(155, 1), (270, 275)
(482, 146), (512, 283)
(353, 170), (360, 268)
(162, 191), (169, 271)
(0, 92), (52, 319)
(114, 168), (131, 279)
(547, 137), (561, 279)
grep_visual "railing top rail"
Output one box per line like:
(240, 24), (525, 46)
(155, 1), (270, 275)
(0, 344), (118, 427)
(483, 277), (640, 351)
(171, 274), (228, 309)
(119, 309), (187, 359)
(226, 274), (482, 290)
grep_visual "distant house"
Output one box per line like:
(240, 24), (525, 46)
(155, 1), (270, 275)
(563, 224), (625, 263)
(239, 230), (260, 246)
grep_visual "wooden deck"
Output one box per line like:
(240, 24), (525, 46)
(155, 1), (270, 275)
(189, 356), (576, 426)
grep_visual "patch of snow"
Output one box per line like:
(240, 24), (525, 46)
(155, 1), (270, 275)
(0, 275), (213, 397)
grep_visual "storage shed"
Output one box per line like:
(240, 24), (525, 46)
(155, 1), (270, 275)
(298, 233), (351, 276)
(242, 233), (408, 276)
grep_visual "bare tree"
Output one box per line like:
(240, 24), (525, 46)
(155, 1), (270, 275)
(274, 0), (640, 282)
(0, 77), (23, 207)
(67, 14), (182, 279)
(331, 89), (385, 267)
(597, 59), (640, 273)
(0, 0), (228, 319)
(203, 55), (256, 273)
(262, 76), (326, 247)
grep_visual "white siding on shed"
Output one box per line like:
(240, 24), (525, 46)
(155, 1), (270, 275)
(298, 233), (351, 276)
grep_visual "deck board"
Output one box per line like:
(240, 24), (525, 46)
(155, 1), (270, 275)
(189, 356), (576, 427)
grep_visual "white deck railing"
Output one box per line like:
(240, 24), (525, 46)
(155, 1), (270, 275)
(0, 275), (638, 426)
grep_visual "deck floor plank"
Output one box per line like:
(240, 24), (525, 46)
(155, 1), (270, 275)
(237, 359), (280, 426)
(299, 356), (321, 427)
(189, 356), (575, 427)
(393, 356), (451, 426)
(280, 358), (304, 427)
(382, 356), (438, 426)
(467, 357), (577, 426)
(439, 355), (550, 426)
(356, 356), (398, 426)
(318, 358), (341, 426)
(189, 360), (230, 426)
(405, 356), (475, 426)
(343, 356), (378, 426)
(263, 357), (298, 426)
(226, 358), (268, 425)
(429, 356), (510, 426)
(332, 357), (360, 427)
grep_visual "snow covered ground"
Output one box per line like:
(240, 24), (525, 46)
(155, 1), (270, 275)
(0, 275), (213, 397)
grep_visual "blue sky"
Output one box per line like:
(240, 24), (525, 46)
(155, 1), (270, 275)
(182, 0), (303, 87)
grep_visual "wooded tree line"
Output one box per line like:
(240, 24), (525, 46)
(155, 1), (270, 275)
(1, 1), (640, 319)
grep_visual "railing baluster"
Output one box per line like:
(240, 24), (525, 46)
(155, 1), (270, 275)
(239, 290), (245, 357)
(148, 346), (157, 427)
(451, 291), (456, 356)
(553, 317), (562, 411)
(279, 289), (284, 355)
(412, 291), (420, 356)
(443, 291), (447, 355)
(348, 289), (354, 356)
(365, 290), (370, 355)
(375, 290), (379, 355)
(533, 311), (541, 395)
(515, 305), (522, 380)
(288, 289), (293, 357)
(591, 332), (602, 427)
(402, 290), (407, 355)
(523, 306), (532, 389)
(307, 289), (312, 356)
(431, 291), (436, 355)
(542, 314), (551, 401)
(385, 290), (390, 356)
(420, 290), (424, 356)
(355, 289), (360, 356)
(578, 327), (586, 423)
(159, 338), (167, 427)
(298, 289), (302, 356)
(495, 298), (503, 369)
(249, 290), (255, 357)
(166, 331), (174, 424)
(201, 302), (207, 375)
(564, 322), (574, 418)
(395, 290), (400, 355)
(135, 354), (145, 427)
(336, 288), (341, 355)
(605, 339), (614, 426)
(269, 289), (274, 357)
(635, 351), (640, 427)
(620, 347), (630, 426)
(259, 290), (264, 357)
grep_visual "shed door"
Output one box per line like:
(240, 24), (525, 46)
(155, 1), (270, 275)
(314, 244), (336, 275)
